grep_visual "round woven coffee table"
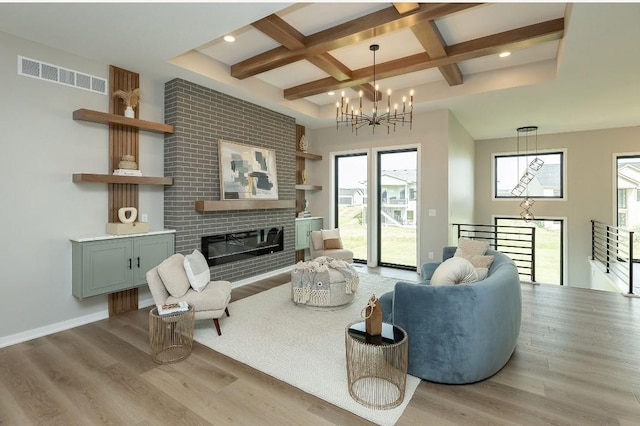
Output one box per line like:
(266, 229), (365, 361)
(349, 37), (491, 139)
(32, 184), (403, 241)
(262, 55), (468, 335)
(149, 304), (195, 364)
(345, 321), (408, 410)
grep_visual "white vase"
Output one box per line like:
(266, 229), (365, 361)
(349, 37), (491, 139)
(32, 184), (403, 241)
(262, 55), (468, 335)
(124, 106), (135, 118)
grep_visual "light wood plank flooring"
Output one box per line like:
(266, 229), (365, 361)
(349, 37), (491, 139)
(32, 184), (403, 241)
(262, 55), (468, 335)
(2, 272), (640, 425)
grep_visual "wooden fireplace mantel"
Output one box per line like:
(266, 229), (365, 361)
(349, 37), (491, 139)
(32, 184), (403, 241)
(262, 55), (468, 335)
(195, 200), (295, 212)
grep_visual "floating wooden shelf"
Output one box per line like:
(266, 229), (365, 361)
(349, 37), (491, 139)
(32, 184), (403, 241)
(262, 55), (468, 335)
(295, 184), (322, 191)
(73, 174), (173, 185)
(73, 109), (174, 134)
(195, 200), (295, 212)
(295, 151), (322, 161)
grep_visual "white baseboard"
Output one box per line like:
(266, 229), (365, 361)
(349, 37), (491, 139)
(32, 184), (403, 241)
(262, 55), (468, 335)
(0, 310), (109, 349)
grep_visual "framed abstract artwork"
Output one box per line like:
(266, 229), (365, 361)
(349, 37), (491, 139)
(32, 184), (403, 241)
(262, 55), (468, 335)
(218, 140), (279, 200)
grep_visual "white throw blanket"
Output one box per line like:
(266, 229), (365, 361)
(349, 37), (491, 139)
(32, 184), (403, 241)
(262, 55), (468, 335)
(291, 256), (359, 305)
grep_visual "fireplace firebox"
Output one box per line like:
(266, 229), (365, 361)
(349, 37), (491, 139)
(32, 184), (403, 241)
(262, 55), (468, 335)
(201, 227), (284, 266)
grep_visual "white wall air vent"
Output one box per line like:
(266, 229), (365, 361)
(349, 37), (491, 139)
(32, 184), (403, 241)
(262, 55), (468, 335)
(17, 56), (107, 95)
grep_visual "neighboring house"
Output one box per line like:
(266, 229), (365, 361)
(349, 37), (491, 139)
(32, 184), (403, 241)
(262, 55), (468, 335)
(530, 163), (561, 197)
(338, 169), (417, 226)
(380, 170), (417, 226)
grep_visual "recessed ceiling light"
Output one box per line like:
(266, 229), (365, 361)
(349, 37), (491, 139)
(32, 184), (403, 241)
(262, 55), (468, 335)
(328, 91), (335, 96)
(223, 35), (236, 43)
(499, 51), (511, 58)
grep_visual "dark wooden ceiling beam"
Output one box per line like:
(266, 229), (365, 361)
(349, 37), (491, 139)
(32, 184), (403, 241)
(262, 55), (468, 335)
(231, 3), (481, 79)
(411, 20), (463, 86)
(306, 53), (352, 82)
(252, 13), (353, 82)
(251, 14), (305, 50)
(283, 18), (564, 100)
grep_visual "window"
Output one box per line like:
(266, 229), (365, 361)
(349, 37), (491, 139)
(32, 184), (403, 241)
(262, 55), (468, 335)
(618, 189), (628, 209)
(494, 152), (564, 198)
(619, 213), (627, 227)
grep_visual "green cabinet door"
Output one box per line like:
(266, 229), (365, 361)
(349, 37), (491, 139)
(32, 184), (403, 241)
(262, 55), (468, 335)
(133, 234), (175, 285)
(74, 239), (133, 299)
(295, 218), (323, 250)
(295, 220), (311, 250)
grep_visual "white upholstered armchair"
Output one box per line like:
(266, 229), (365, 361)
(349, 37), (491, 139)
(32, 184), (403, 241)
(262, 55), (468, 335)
(146, 252), (232, 335)
(309, 229), (354, 263)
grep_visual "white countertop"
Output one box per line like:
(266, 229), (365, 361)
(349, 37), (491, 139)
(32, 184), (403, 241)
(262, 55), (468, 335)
(70, 229), (176, 242)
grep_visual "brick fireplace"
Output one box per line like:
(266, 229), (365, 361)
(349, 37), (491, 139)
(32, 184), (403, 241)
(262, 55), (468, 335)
(163, 78), (296, 281)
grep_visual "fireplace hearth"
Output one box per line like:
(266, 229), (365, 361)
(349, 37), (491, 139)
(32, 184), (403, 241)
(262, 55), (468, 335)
(201, 227), (284, 266)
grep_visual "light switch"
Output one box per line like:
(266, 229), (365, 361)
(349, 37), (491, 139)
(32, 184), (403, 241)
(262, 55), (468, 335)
(428, 209), (436, 217)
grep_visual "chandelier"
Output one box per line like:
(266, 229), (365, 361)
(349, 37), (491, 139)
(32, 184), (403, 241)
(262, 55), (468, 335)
(511, 126), (543, 222)
(336, 44), (414, 134)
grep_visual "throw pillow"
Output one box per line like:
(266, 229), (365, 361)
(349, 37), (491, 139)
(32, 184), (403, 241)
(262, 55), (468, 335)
(183, 249), (210, 292)
(157, 254), (191, 298)
(468, 254), (494, 281)
(455, 237), (490, 260)
(430, 257), (478, 286)
(469, 255), (494, 269)
(321, 228), (343, 250)
(475, 268), (489, 281)
(310, 231), (324, 251)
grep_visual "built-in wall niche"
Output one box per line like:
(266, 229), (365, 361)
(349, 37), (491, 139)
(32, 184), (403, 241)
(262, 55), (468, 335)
(71, 66), (176, 316)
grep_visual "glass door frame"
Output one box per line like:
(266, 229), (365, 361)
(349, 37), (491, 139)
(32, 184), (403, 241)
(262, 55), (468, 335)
(376, 147), (419, 270)
(333, 151), (369, 264)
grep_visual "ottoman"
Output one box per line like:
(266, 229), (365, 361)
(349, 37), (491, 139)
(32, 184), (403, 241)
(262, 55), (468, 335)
(291, 256), (359, 308)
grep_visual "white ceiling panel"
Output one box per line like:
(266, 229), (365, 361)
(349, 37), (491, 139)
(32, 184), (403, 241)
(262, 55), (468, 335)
(197, 27), (280, 66)
(256, 60), (330, 89)
(436, 3), (567, 45)
(459, 42), (560, 76)
(329, 28), (426, 71)
(279, 3), (388, 36)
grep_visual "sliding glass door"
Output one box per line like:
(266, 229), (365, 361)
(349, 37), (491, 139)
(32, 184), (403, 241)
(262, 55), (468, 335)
(377, 149), (417, 269)
(335, 153), (368, 263)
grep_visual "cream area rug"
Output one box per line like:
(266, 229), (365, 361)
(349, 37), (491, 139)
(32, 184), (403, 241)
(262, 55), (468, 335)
(193, 273), (421, 426)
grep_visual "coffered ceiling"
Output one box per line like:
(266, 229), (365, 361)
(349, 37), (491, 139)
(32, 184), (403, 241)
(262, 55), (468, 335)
(1, 2), (639, 140)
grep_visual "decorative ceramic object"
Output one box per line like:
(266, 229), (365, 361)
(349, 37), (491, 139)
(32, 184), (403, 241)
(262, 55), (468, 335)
(118, 207), (138, 224)
(301, 169), (307, 184)
(299, 134), (308, 152)
(118, 154), (138, 170)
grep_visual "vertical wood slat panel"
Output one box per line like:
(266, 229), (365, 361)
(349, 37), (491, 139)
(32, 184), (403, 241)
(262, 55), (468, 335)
(108, 66), (141, 315)
(295, 125), (305, 263)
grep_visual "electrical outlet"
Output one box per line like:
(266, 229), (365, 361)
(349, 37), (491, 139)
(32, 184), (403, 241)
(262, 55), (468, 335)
(141, 213), (149, 223)
(428, 251), (434, 259)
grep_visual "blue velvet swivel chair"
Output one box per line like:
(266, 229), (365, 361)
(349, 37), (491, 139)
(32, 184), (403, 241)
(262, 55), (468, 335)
(379, 247), (521, 384)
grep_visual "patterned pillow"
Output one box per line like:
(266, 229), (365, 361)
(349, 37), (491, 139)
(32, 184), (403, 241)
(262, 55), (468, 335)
(183, 249), (210, 292)
(468, 255), (494, 281)
(455, 237), (489, 260)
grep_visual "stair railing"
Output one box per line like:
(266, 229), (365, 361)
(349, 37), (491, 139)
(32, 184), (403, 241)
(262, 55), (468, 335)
(452, 223), (536, 282)
(591, 220), (634, 294)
